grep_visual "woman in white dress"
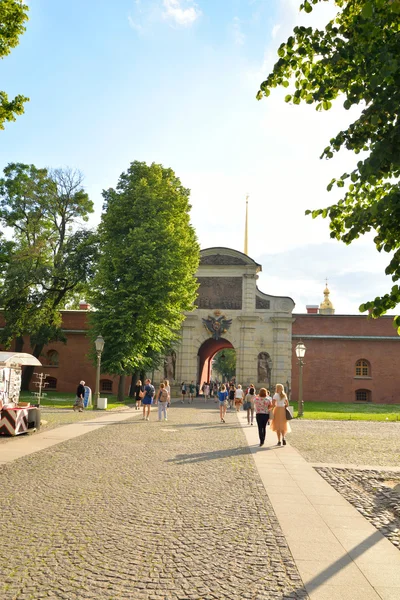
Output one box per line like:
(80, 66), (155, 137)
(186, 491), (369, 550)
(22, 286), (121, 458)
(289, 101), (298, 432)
(270, 383), (291, 446)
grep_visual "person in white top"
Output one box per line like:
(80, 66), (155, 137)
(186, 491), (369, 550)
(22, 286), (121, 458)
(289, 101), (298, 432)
(270, 383), (291, 446)
(164, 380), (171, 407)
(234, 384), (244, 411)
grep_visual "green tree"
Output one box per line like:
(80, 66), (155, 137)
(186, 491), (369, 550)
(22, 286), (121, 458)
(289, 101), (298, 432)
(213, 349), (236, 381)
(0, 0), (29, 129)
(257, 0), (400, 325)
(0, 163), (97, 388)
(89, 161), (200, 402)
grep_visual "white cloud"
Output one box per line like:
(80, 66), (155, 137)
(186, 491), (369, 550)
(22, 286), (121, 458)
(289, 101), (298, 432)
(232, 17), (246, 46)
(163, 0), (201, 27)
(271, 24), (281, 39)
(128, 15), (144, 33)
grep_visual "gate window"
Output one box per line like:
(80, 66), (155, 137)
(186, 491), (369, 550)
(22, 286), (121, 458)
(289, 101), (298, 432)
(46, 377), (57, 390)
(355, 389), (371, 402)
(355, 359), (370, 377)
(46, 350), (59, 366)
(101, 379), (113, 392)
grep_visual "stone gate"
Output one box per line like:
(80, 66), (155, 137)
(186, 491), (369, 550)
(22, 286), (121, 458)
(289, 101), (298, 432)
(157, 247), (295, 390)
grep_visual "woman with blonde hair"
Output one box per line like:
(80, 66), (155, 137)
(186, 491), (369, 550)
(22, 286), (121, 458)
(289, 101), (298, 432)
(218, 384), (229, 423)
(164, 380), (170, 407)
(270, 383), (291, 446)
(234, 384), (244, 411)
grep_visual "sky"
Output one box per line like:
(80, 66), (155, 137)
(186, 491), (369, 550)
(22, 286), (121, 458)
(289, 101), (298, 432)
(0, 0), (396, 315)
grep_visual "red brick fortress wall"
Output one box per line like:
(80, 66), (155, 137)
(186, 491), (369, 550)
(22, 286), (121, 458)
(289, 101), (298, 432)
(291, 314), (400, 404)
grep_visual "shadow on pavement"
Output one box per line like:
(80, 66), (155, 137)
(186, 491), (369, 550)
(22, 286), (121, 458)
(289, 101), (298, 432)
(166, 445), (254, 464)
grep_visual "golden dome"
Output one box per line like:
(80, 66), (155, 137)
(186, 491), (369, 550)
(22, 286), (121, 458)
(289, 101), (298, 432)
(320, 281), (335, 314)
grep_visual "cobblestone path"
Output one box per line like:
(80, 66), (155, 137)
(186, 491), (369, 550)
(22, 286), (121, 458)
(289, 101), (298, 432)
(0, 403), (308, 600)
(289, 420), (400, 466)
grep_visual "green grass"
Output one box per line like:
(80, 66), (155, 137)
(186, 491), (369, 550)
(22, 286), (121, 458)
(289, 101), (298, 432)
(290, 401), (400, 421)
(19, 391), (132, 411)
(17, 393), (400, 421)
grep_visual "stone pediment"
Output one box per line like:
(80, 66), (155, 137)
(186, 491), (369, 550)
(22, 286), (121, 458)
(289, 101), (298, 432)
(200, 247), (261, 269)
(200, 254), (248, 266)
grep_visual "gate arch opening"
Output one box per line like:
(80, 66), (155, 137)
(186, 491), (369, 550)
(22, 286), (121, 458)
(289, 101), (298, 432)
(198, 337), (234, 386)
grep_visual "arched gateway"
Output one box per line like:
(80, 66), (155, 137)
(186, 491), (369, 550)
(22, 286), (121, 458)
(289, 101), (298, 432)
(157, 247), (295, 390)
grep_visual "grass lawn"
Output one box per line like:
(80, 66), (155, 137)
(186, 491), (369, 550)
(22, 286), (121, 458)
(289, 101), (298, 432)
(19, 391), (132, 411)
(290, 401), (400, 421)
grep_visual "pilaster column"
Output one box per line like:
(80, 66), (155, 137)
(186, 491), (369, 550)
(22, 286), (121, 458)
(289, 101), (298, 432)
(270, 316), (295, 387)
(236, 315), (260, 383)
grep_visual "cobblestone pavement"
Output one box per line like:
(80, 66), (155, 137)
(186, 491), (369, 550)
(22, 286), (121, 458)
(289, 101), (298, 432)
(0, 403), (308, 600)
(316, 467), (400, 550)
(288, 419), (400, 467)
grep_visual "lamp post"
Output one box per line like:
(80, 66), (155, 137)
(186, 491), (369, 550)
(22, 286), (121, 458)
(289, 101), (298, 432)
(94, 335), (105, 409)
(295, 341), (306, 417)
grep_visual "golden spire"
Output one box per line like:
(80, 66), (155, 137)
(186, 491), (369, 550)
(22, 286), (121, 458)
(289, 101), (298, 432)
(244, 195), (249, 255)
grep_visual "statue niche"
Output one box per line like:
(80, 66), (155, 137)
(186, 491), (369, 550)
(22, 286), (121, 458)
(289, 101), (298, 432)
(164, 351), (176, 381)
(258, 352), (272, 385)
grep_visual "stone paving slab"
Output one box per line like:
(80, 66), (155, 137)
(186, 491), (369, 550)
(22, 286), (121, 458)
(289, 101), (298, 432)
(0, 402), (308, 599)
(237, 410), (400, 600)
(0, 407), (139, 464)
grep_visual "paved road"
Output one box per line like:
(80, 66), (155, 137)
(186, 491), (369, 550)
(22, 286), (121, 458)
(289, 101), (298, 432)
(0, 403), (308, 600)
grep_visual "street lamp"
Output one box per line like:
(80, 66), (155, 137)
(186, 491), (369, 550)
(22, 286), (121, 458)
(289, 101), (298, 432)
(94, 335), (105, 409)
(295, 341), (306, 417)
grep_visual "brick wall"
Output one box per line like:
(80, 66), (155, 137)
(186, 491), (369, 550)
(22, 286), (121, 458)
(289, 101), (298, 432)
(291, 314), (400, 404)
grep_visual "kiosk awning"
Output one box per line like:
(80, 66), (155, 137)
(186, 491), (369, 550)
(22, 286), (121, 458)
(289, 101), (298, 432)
(0, 352), (42, 368)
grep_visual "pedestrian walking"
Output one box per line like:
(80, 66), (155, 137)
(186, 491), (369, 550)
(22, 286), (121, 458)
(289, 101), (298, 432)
(164, 379), (171, 407)
(196, 382), (200, 397)
(243, 384), (255, 425)
(134, 379), (144, 410)
(203, 382), (210, 402)
(254, 387), (272, 447)
(234, 384), (244, 411)
(270, 383), (291, 446)
(157, 383), (169, 421)
(189, 380), (196, 403)
(228, 383), (235, 410)
(181, 382), (187, 403)
(142, 378), (155, 421)
(213, 382), (218, 402)
(73, 380), (85, 412)
(218, 384), (229, 423)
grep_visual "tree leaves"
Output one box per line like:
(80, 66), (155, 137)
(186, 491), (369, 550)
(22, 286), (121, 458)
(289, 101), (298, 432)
(0, 1), (29, 129)
(257, 0), (400, 319)
(89, 161), (200, 376)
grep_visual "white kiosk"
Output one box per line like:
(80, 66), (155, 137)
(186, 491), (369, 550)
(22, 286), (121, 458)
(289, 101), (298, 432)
(0, 352), (42, 436)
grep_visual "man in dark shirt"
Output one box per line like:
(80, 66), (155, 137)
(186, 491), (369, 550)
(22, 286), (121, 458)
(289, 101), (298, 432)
(73, 380), (85, 412)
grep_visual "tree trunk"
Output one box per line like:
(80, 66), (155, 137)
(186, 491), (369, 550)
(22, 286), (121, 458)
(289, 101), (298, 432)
(15, 336), (24, 352)
(117, 374), (126, 403)
(21, 343), (44, 391)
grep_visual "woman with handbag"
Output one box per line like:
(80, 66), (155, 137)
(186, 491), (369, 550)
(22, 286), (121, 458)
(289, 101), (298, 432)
(134, 379), (144, 410)
(243, 384), (256, 425)
(270, 383), (291, 446)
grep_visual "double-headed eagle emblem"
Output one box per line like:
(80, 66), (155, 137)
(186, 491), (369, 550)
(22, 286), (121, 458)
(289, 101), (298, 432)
(202, 313), (232, 340)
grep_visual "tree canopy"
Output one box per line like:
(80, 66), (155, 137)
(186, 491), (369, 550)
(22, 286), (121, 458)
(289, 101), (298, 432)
(257, 0), (400, 325)
(0, 163), (98, 388)
(0, 0), (29, 129)
(89, 161), (200, 378)
(213, 349), (236, 381)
